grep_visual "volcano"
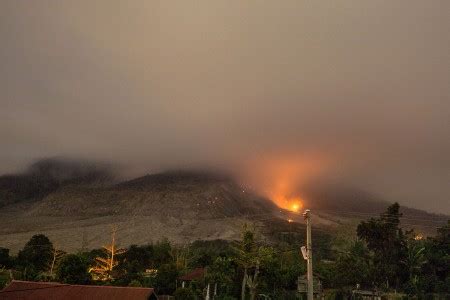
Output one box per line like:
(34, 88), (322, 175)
(0, 159), (447, 252)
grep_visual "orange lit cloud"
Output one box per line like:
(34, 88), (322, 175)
(239, 151), (329, 212)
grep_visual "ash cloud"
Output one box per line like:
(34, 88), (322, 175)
(1, 1), (449, 213)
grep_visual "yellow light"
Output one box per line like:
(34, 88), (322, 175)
(287, 219), (293, 223)
(291, 203), (300, 212)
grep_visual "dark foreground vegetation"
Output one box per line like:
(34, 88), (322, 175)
(0, 203), (448, 299)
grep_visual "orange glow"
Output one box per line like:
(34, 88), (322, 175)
(414, 234), (424, 241)
(239, 151), (330, 212)
(272, 193), (303, 212)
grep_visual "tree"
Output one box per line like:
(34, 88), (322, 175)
(171, 244), (190, 272)
(18, 234), (54, 273)
(49, 246), (65, 277)
(206, 257), (236, 297)
(402, 240), (426, 282)
(433, 221), (450, 286)
(235, 225), (258, 300)
(173, 287), (196, 300)
(89, 226), (126, 281)
(332, 239), (372, 288)
(124, 245), (153, 271)
(235, 224), (274, 300)
(155, 263), (179, 295)
(153, 238), (172, 266)
(117, 244), (154, 283)
(401, 239), (426, 296)
(0, 248), (11, 268)
(357, 203), (407, 289)
(56, 254), (90, 284)
(258, 249), (305, 297)
(421, 220), (450, 293)
(188, 240), (234, 269)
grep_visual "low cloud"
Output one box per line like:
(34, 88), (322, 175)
(1, 1), (449, 213)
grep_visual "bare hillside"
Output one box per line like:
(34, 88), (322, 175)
(0, 160), (447, 253)
(0, 170), (281, 252)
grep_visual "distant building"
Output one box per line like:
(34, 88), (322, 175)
(297, 274), (323, 298)
(351, 288), (381, 300)
(177, 267), (205, 288)
(0, 280), (158, 300)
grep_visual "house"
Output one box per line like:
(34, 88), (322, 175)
(177, 268), (217, 300)
(297, 274), (323, 298)
(177, 267), (205, 288)
(351, 289), (381, 300)
(0, 280), (158, 300)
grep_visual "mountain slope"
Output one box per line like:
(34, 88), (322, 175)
(0, 158), (113, 207)
(26, 171), (277, 218)
(0, 160), (447, 252)
(0, 169), (280, 252)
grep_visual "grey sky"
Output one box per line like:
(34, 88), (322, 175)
(1, 1), (449, 213)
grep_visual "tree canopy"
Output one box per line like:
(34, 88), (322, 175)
(0, 204), (448, 298)
(17, 234), (54, 273)
(56, 254), (90, 284)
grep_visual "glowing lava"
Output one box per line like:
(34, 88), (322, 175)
(268, 192), (303, 212)
(271, 193), (304, 212)
(239, 151), (329, 213)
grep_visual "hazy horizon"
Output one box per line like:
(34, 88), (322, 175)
(1, 1), (449, 213)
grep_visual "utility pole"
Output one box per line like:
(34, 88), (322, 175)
(303, 209), (313, 300)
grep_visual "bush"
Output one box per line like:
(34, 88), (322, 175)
(174, 287), (196, 300)
(128, 279), (143, 287)
(0, 269), (11, 289)
(56, 254), (90, 284)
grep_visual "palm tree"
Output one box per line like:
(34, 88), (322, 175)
(401, 240), (427, 294)
(401, 242), (426, 281)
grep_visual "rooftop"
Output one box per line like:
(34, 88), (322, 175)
(0, 280), (157, 300)
(178, 268), (205, 281)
